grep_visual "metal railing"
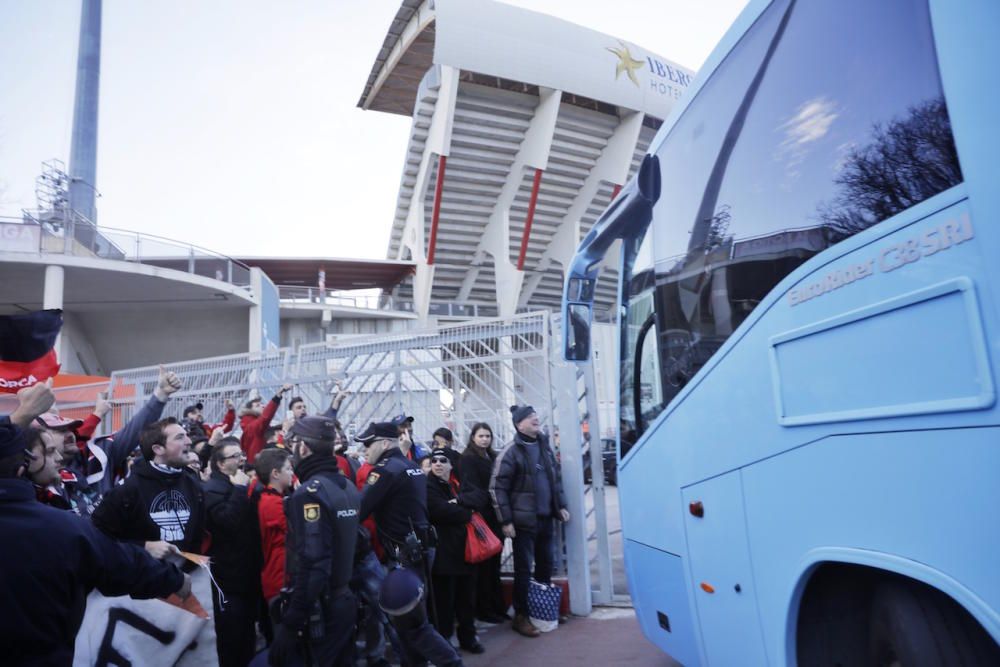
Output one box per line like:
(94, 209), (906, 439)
(1, 211), (253, 288)
(277, 286), (404, 311)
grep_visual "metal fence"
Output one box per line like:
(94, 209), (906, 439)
(25, 310), (618, 611)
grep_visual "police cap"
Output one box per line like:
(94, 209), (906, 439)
(288, 415), (337, 443)
(354, 421), (398, 444)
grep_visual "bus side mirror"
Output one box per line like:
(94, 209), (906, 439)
(565, 303), (592, 361)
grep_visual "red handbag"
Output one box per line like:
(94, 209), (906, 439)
(465, 511), (502, 563)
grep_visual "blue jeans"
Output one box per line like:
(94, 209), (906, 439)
(512, 515), (554, 616)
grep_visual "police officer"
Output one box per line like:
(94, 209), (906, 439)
(357, 421), (464, 667)
(270, 416), (360, 667)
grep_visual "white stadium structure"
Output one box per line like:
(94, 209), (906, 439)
(1, 0), (693, 383)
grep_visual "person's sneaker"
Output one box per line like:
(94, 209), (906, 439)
(512, 614), (540, 638)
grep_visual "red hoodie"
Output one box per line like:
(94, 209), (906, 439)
(240, 396), (279, 464)
(256, 484), (287, 601)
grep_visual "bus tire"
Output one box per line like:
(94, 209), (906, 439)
(869, 579), (999, 667)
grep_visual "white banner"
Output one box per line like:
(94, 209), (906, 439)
(74, 568), (218, 667)
(0, 222), (41, 253)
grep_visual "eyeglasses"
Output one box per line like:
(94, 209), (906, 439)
(430, 456), (449, 464)
(222, 452), (246, 461)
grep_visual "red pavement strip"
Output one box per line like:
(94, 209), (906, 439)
(463, 608), (681, 666)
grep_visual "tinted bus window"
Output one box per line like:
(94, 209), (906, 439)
(620, 0), (962, 437)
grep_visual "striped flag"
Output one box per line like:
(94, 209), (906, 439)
(0, 309), (63, 394)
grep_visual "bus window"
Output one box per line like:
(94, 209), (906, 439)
(620, 222), (660, 454)
(636, 0), (962, 420)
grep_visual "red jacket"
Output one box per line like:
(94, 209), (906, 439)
(240, 397), (279, 464)
(356, 462), (385, 560)
(256, 485), (287, 601)
(204, 408), (236, 437)
(336, 454), (352, 479)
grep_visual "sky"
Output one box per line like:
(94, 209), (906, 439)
(0, 0), (749, 260)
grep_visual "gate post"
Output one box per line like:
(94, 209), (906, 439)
(551, 356), (592, 616)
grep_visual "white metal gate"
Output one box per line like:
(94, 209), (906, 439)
(48, 311), (619, 614)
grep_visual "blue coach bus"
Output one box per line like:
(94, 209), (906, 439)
(562, 0), (1000, 664)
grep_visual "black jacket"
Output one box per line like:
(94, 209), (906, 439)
(458, 448), (502, 536)
(489, 431), (567, 531)
(283, 456), (360, 630)
(92, 459), (207, 555)
(0, 477), (183, 666)
(426, 473), (473, 576)
(204, 471), (262, 596)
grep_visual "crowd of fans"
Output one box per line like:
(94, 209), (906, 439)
(0, 367), (570, 667)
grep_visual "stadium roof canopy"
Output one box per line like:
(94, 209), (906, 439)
(233, 257), (414, 290)
(360, 0), (694, 320)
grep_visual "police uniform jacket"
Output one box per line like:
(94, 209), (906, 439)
(359, 447), (429, 544)
(283, 455), (360, 630)
(489, 431), (568, 532)
(0, 477), (184, 665)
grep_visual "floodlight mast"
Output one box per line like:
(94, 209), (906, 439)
(67, 0), (102, 226)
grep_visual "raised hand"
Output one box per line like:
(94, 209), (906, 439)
(154, 364), (182, 401)
(11, 378), (56, 428)
(93, 391), (112, 419)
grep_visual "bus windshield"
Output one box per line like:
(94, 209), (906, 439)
(619, 0), (962, 453)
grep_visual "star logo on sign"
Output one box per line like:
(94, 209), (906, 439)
(607, 40), (644, 87)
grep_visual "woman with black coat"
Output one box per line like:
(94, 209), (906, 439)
(457, 422), (509, 623)
(426, 448), (485, 654)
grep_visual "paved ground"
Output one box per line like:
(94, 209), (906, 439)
(463, 607), (680, 667)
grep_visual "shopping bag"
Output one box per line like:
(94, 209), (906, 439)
(527, 579), (561, 632)
(464, 511), (503, 563)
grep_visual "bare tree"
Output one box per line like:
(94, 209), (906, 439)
(819, 97), (962, 240)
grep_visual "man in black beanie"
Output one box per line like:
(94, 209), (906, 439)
(489, 405), (570, 637)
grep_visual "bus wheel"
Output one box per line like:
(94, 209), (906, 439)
(869, 579), (999, 667)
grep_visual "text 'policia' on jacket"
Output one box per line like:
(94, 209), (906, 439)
(359, 447), (430, 544)
(489, 431), (568, 531)
(92, 458), (207, 555)
(282, 455), (360, 630)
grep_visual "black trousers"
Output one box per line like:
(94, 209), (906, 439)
(211, 588), (258, 667)
(512, 515), (554, 616)
(474, 549), (506, 618)
(281, 590), (357, 667)
(431, 573), (476, 645)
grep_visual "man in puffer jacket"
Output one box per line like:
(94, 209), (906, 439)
(489, 405), (570, 638)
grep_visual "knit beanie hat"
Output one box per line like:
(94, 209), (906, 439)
(510, 405), (536, 427)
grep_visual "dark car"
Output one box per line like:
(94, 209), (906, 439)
(582, 438), (617, 486)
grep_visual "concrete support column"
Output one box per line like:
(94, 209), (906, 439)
(44, 265), (65, 361)
(522, 110), (645, 307)
(399, 65), (459, 324)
